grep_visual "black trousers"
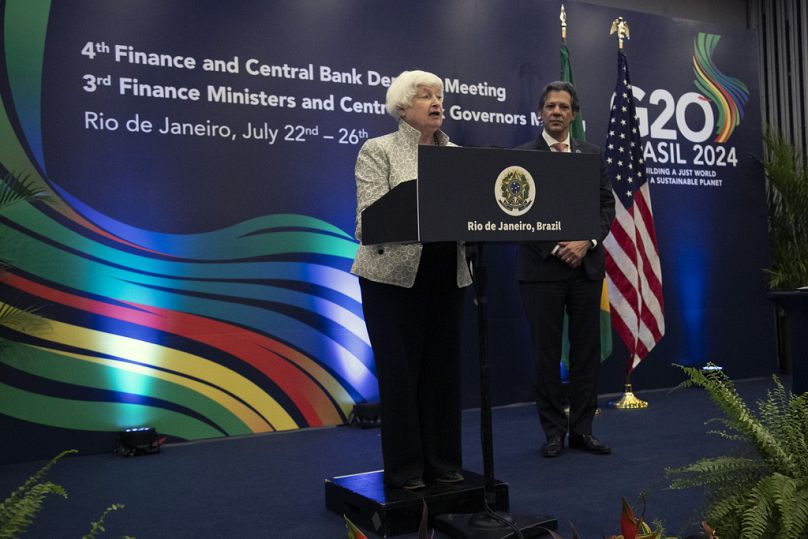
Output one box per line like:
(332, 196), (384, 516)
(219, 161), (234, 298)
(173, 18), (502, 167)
(359, 243), (465, 487)
(519, 270), (601, 440)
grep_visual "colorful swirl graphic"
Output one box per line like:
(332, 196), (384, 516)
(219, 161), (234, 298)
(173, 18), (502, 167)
(0, 1), (374, 443)
(692, 32), (749, 143)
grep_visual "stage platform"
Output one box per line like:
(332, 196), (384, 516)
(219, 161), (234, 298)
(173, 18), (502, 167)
(325, 469), (510, 537)
(0, 378), (780, 538)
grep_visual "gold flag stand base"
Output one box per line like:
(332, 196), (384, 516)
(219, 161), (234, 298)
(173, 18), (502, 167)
(607, 384), (648, 409)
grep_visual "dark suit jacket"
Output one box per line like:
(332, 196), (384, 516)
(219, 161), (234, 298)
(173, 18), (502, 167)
(515, 136), (616, 282)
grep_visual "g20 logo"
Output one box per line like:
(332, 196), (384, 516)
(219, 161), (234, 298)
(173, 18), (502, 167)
(633, 88), (712, 143)
(629, 33), (749, 168)
(628, 86), (738, 168)
(618, 33), (749, 168)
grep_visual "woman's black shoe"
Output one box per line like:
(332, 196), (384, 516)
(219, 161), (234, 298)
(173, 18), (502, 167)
(434, 471), (464, 484)
(400, 477), (426, 490)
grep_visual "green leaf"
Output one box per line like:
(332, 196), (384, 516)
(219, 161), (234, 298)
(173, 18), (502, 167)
(668, 364), (808, 538)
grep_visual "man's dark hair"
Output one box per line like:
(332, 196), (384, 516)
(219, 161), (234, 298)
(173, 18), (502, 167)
(538, 81), (580, 113)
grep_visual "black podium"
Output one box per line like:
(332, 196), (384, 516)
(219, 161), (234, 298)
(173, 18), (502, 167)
(362, 145), (600, 245)
(325, 145), (602, 537)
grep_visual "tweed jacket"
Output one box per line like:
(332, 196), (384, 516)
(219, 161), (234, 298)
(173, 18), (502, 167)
(350, 121), (473, 288)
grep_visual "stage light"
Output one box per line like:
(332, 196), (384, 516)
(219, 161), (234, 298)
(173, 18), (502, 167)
(114, 427), (162, 457)
(701, 364), (724, 372)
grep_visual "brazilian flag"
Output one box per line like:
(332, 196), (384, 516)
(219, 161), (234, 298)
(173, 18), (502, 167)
(559, 41), (612, 378)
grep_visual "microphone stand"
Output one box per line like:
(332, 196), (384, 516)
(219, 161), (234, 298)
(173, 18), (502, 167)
(434, 242), (556, 538)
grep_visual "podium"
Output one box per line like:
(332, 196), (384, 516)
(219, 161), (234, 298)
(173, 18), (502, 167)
(361, 145), (600, 245)
(326, 145), (602, 537)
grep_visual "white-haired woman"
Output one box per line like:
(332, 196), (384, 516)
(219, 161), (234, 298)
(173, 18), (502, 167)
(351, 70), (472, 490)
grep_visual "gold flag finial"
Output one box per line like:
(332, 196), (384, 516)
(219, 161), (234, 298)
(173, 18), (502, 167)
(609, 17), (630, 50)
(560, 3), (567, 42)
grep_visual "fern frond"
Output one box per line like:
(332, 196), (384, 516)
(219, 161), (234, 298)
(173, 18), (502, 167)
(782, 395), (808, 474)
(0, 450), (130, 539)
(82, 503), (125, 539)
(0, 172), (49, 211)
(669, 365), (808, 538)
(0, 172), (50, 210)
(0, 482), (67, 539)
(705, 492), (746, 538)
(771, 478), (808, 539)
(705, 429), (748, 443)
(740, 476), (777, 539)
(0, 450), (77, 539)
(675, 366), (796, 474)
(0, 303), (48, 335)
(0, 450), (76, 513)
(668, 456), (762, 490)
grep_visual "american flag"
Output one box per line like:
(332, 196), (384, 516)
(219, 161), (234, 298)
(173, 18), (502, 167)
(602, 50), (665, 374)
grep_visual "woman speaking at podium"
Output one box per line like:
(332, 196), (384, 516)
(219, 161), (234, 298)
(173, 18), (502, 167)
(351, 70), (472, 491)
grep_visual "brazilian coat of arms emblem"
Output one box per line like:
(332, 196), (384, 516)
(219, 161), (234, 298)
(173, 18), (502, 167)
(495, 166), (536, 216)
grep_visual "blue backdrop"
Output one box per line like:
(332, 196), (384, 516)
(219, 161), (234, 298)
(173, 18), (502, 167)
(0, 0), (773, 463)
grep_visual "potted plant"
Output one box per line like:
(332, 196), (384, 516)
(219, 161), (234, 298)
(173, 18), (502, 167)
(667, 364), (808, 538)
(763, 132), (808, 290)
(763, 132), (808, 395)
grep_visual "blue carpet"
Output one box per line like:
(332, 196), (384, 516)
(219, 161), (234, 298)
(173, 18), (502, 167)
(0, 377), (780, 538)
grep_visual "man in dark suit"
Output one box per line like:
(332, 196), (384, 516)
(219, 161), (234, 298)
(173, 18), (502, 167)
(516, 81), (615, 458)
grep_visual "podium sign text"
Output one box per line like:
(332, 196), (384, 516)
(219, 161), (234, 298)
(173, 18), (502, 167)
(360, 145), (601, 245)
(417, 145), (601, 242)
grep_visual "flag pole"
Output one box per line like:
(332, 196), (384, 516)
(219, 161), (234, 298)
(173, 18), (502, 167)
(608, 359), (649, 409)
(605, 16), (649, 410)
(610, 16), (629, 50)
